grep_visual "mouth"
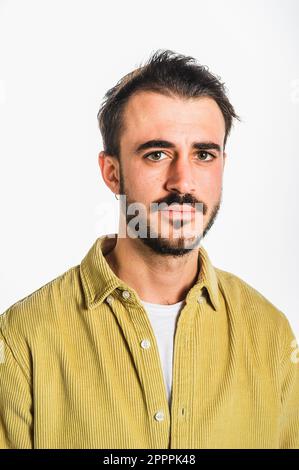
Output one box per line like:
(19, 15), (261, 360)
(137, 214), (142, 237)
(159, 205), (197, 220)
(159, 204), (196, 213)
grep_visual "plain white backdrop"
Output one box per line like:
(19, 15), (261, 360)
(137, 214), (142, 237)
(0, 0), (298, 338)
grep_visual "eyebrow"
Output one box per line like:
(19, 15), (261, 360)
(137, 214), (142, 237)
(134, 139), (222, 154)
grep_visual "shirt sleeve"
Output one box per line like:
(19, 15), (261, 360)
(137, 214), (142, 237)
(279, 318), (299, 449)
(0, 329), (33, 449)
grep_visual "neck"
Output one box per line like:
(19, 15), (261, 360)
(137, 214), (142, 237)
(104, 234), (200, 305)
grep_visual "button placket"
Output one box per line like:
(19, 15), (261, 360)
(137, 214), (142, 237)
(117, 289), (170, 440)
(140, 339), (151, 350)
(105, 294), (114, 305)
(169, 300), (196, 449)
(197, 288), (206, 305)
(122, 290), (131, 300)
(154, 410), (165, 422)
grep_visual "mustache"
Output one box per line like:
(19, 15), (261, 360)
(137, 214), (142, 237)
(151, 193), (207, 215)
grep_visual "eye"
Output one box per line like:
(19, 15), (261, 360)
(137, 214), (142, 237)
(143, 150), (217, 162)
(144, 151), (167, 161)
(197, 151), (216, 161)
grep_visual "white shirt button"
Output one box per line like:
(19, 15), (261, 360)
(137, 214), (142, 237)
(106, 295), (114, 305)
(140, 339), (151, 349)
(197, 295), (205, 304)
(122, 290), (131, 300)
(154, 410), (165, 422)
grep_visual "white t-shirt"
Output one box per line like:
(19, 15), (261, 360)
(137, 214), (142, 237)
(140, 299), (185, 407)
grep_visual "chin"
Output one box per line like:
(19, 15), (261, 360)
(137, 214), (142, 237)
(139, 233), (202, 257)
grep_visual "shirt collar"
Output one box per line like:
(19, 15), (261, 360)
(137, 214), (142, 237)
(80, 233), (220, 312)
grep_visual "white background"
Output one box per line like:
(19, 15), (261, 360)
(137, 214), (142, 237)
(0, 0), (298, 337)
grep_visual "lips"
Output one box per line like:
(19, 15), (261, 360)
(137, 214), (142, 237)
(160, 204), (195, 212)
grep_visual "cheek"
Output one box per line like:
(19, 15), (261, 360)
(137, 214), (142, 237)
(198, 168), (223, 201)
(133, 169), (164, 196)
(124, 166), (159, 204)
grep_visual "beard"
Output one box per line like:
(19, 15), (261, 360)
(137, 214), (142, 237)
(118, 162), (222, 257)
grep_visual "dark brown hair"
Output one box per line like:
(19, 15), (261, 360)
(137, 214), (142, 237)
(97, 49), (240, 159)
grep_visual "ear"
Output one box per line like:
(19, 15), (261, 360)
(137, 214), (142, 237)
(98, 151), (120, 195)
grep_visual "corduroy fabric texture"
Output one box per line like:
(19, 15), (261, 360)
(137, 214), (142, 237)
(0, 234), (298, 449)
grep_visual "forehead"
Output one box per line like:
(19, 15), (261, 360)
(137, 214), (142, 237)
(120, 91), (226, 153)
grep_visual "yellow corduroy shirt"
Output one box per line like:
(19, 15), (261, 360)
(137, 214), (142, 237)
(0, 234), (298, 449)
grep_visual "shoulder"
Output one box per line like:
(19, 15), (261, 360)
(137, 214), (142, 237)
(214, 266), (291, 331)
(0, 265), (83, 379)
(0, 265), (81, 338)
(214, 267), (298, 367)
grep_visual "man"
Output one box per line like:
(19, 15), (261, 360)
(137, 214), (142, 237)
(0, 49), (298, 449)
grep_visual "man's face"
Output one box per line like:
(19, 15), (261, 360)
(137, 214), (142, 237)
(116, 91), (226, 256)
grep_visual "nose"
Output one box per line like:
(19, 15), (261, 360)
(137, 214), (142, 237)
(165, 155), (196, 195)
